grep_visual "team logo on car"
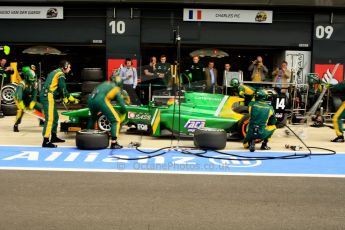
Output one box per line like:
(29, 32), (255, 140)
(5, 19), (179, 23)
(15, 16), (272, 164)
(184, 119), (206, 132)
(128, 112), (136, 119)
(128, 112), (151, 120)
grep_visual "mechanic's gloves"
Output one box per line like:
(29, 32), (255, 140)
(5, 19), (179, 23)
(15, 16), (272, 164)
(29, 101), (36, 110)
(239, 91), (245, 97)
(18, 101), (26, 110)
(73, 98), (80, 104)
(63, 95), (80, 104)
(63, 97), (69, 104)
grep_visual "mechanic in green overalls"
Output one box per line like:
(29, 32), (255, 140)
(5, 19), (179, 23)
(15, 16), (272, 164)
(329, 80), (345, 142)
(13, 67), (43, 132)
(40, 60), (79, 148)
(87, 76), (127, 149)
(243, 89), (277, 152)
(230, 78), (256, 105)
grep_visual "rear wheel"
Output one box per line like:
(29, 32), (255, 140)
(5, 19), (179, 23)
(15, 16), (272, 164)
(237, 114), (261, 143)
(237, 114), (250, 138)
(1, 83), (17, 105)
(194, 128), (227, 150)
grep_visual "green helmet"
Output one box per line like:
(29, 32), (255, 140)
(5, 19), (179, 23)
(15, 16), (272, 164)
(230, 78), (240, 88)
(22, 66), (36, 82)
(113, 75), (123, 88)
(255, 89), (268, 101)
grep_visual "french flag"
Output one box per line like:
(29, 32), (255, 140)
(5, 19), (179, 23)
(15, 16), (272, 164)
(188, 9), (202, 20)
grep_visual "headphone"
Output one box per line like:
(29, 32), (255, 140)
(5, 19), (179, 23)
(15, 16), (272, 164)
(59, 60), (70, 70)
(125, 58), (132, 65)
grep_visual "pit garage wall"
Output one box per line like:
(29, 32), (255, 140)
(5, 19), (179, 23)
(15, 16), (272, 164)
(0, 7), (105, 44)
(141, 9), (313, 47)
(105, 7), (141, 79)
(312, 13), (345, 82)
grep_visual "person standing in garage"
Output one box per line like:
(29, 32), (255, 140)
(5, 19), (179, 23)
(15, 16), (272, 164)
(204, 60), (218, 93)
(40, 60), (79, 148)
(120, 58), (140, 105)
(184, 56), (205, 84)
(248, 56), (268, 87)
(87, 76), (127, 149)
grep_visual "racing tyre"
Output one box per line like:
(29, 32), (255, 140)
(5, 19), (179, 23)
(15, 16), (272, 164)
(81, 81), (101, 94)
(1, 83), (17, 105)
(194, 128), (227, 150)
(237, 114), (250, 138)
(1, 103), (17, 116)
(81, 68), (103, 81)
(76, 129), (109, 150)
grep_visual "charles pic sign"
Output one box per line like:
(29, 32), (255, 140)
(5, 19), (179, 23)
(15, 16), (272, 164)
(183, 8), (272, 23)
(0, 6), (63, 19)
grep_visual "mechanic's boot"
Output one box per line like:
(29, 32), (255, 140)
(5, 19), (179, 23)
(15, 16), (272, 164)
(42, 138), (57, 148)
(110, 141), (123, 149)
(260, 141), (271, 150)
(51, 133), (65, 143)
(331, 136), (345, 143)
(249, 139), (255, 152)
(39, 119), (45, 127)
(13, 125), (19, 132)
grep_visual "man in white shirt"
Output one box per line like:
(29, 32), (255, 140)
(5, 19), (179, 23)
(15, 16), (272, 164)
(119, 58), (140, 105)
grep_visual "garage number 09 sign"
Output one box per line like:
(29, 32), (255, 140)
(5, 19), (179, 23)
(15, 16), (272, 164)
(315, 25), (334, 39)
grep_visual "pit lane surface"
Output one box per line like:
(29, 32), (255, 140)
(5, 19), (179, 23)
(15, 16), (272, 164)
(1, 114), (345, 229)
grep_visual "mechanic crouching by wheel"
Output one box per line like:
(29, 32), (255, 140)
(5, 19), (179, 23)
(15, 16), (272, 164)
(13, 67), (43, 132)
(87, 76), (127, 149)
(40, 60), (79, 148)
(243, 89), (277, 152)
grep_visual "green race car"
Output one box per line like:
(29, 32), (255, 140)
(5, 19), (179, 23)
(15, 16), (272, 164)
(60, 91), (251, 139)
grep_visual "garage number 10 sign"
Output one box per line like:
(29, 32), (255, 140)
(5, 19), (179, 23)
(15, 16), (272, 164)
(109, 20), (126, 34)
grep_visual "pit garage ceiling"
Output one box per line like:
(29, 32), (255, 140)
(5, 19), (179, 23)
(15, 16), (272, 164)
(3, 0), (345, 8)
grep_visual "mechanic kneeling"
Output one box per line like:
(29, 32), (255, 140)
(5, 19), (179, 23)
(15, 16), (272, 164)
(87, 76), (127, 149)
(243, 89), (277, 152)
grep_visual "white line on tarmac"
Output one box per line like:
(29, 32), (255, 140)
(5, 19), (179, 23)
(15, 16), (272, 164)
(0, 167), (345, 178)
